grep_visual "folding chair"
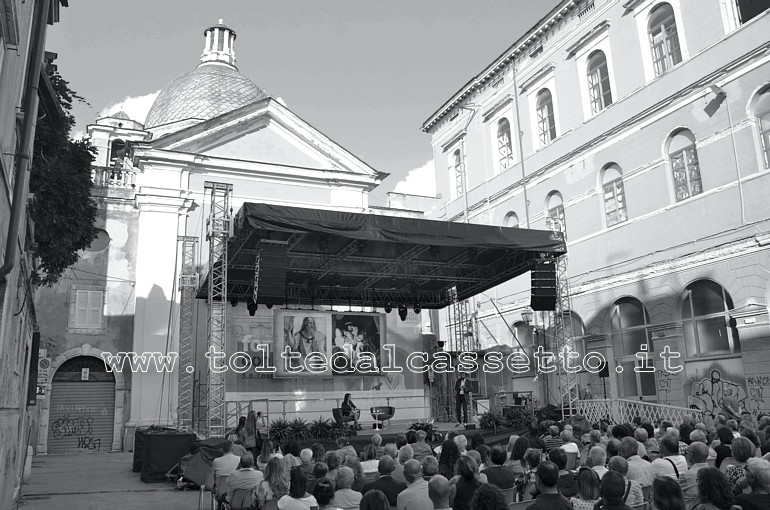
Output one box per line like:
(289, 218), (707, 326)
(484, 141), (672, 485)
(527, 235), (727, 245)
(565, 451), (578, 470)
(500, 488), (515, 505)
(508, 502), (531, 510)
(212, 474), (229, 510)
(720, 457), (737, 473)
(228, 488), (256, 510)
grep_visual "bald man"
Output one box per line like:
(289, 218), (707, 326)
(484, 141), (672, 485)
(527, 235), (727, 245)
(428, 475), (451, 510)
(679, 442), (709, 507)
(364, 455), (408, 507)
(608, 456), (644, 507)
(397, 459), (433, 510)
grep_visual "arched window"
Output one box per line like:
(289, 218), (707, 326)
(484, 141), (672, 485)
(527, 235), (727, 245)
(452, 149), (463, 197)
(611, 297), (656, 400)
(668, 129), (702, 201)
(109, 139), (126, 166)
(504, 212), (519, 228)
(587, 50), (613, 114)
(497, 119), (514, 170)
(648, 3), (682, 76)
(751, 85), (770, 168)
(601, 164), (627, 226)
(536, 89), (557, 146)
(682, 280), (740, 357)
(546, 192), (566, 232)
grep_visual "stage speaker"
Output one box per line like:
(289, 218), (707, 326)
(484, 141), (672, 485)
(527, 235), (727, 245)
(598, 362), (609, 378)
(257, 244), (287, 301)
(530, 260), (557, 311)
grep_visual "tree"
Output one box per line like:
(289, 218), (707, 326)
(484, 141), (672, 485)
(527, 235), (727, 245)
(29, 71), (98, 286)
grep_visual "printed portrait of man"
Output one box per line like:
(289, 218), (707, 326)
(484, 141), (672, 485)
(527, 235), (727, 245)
(286, 316), (327, 356)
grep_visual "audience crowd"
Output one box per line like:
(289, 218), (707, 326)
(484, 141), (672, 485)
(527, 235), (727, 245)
(210, 411), (770, 510)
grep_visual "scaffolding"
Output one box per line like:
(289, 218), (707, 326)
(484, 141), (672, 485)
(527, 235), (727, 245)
(546, 217), (578, 418)
(204, 181), (233, 438)
(177, 236), (198, 432)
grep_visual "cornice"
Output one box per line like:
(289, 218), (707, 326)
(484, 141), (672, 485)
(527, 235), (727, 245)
(565, 20), (611, 59)
(440, 129), (467, 152)
(519, 62), (556, 93)
(482, 94), (515, 121)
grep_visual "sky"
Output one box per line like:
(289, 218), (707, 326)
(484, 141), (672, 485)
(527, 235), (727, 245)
(46, 1), (556, 206)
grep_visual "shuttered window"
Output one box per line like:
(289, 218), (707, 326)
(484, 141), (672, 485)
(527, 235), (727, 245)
(73, 290), (103, 329)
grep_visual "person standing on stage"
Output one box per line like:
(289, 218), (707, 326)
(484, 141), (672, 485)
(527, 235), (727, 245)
(455, 372), (471, 427)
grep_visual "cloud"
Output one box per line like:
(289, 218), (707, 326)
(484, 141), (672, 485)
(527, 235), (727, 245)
(99, 90), (161, 124)
(392, 160), (436, 197)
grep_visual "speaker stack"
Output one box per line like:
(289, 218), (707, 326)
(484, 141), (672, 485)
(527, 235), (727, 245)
(530, 260), (557, 311)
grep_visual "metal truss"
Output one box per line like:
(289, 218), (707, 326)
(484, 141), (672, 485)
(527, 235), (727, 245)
(546, 217), (578, 418)
(204, 181), (232, 438)
(177, 236), (198, 432)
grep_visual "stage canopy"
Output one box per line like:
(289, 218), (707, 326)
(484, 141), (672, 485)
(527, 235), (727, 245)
(198, 202), (566, 309)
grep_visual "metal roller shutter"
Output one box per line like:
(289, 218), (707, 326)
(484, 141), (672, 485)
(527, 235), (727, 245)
(48, 380), (115, 454)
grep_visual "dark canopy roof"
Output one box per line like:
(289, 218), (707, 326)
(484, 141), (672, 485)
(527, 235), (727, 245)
(200, 202), (566, 309)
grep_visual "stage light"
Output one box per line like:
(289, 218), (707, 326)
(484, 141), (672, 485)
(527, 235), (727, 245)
(266, 304), (273, 309)
(413, 305), (422, 314)
(247, 301), (258, 316)
(384, 304), (393, 313)
(230, 298), (238, 307)
(398, 304), (408, 321)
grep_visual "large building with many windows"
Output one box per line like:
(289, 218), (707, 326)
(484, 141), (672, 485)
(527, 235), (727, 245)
(422, 0), (770, 417)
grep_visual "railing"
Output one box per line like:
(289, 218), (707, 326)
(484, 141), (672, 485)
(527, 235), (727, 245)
(91, 166), (137, 188)
(577, 0), (595, 20)
(577, 398), (703, 426)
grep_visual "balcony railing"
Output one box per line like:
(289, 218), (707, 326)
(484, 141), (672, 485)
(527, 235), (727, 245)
(91, 166), (137, 188)
(577, 398), (702, 426)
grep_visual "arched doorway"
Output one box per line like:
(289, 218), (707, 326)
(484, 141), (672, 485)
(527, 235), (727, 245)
(47, 356), (116, 453)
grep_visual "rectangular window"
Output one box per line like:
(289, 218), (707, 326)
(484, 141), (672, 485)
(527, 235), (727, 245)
(588, 65), (613, 114)
(620, 360), (657, 398)
(537, 104), (556, 146)
(603, 179), (627, 226)
(73, 290), (103, 329)
(671, 147), (702, 201)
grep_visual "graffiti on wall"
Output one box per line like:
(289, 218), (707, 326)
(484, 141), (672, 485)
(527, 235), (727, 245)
(686, 360), (759, 417)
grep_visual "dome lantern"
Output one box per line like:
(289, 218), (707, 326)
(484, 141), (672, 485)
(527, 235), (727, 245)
(200, 19), (237, 68)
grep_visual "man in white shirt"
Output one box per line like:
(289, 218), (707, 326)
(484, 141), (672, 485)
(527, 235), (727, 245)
(588, 446), (608, 479)
(559, 430), (580, 454)
(679, 442), (709, 508)
(619, 437), (655, 487)
(211, 441), (244, 508)
(397, 460), (433, 510)
(650, 435), (687, 480)
(428, 475), (452, 510)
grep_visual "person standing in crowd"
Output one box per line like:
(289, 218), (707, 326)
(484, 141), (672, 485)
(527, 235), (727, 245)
(240, 410), (260, 455)
(455, 372), (470, 427)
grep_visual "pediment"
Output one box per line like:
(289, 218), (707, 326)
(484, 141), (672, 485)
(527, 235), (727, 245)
(148, 98), (384, 179)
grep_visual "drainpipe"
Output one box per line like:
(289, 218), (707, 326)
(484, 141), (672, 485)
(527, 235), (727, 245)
(0, 0), (51, 282)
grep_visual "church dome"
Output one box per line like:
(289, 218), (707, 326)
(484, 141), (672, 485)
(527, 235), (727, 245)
(144, 20), (268, 129)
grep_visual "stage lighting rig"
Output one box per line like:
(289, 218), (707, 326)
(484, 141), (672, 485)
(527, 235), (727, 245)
(384, 304), (393, 313)
(247, 301), (258, 316)
(398, 304), (408, 321)
(413, 305), (422, 314)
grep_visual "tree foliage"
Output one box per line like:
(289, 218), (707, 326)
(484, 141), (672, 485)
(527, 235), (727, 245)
(28, 71), (98, 286)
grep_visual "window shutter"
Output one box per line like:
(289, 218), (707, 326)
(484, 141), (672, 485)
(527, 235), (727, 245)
(75, 290), (89, 327)
(88, 291), (103, 328)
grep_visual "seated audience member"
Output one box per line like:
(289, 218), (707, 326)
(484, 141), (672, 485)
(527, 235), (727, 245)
(407, 430), (418, 445)
(665, 427), (688, 456)
(308, 462), (328, 494)
(690, 467), (736, 510)
(650, 435), (687, 479)
(506, 435), (520, 456)
(325, 451), (342, 481)
(506, 437), (530, 475)
(412, 430), (434, 462)
(384, 444), (399, 461)
(258, 456), (291, 506)
(462, 450), (487, 485)
(454, 435), (468, 455)
(734, 458), (770, 510)
(606, 438), (621, 459)
(212, 440), (242, 479)
(361, 445), (379, 474)
(428, 475), (452, 510)
(449, 457), (481, 510)
(570, 467), (601, 510)
(312, 443), (327, 463)
(587, 446), (608, 479)
(650, 476), (686, 510)
(724, 436), (752, 488)
(560, 430), (579, 454)
(524, 461), (573, 510)
(547, 447), (578, 498)
(482, 445), (516, 489)
(300, 449), (315, 479)
(468, 483), (507, 510)
(331, 466), (363, 510)
(689, 429), (717, 462)
(437, 440), (461, 480)
(337, 438), (359, 464)
(313, 479), (339, 510)
(595, 470), (633, 510)
(619, 437), (654, 488)
(714, 427), (734, 469)
(606, 456), (643, 508)
(545, 426), (563, 452)
(475, 444), (491, 471)
(396, 433), (408, 450)
(397, 459), (433, 510)
(372, 434), (384, 458)
(284, 440), (302, 458)
(679, 441), (709, 508)
(421, 456), (439, 481)
(344, 458), (366, 493)
(360, 489), (390, 510)
(227, 452), (264, 508)
(363, 456), (407, 507)
(279, 466), (318, 510)
(588, 430), (603, 450)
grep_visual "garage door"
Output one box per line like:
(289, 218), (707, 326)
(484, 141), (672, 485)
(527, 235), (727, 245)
(48, 356), (115, 454)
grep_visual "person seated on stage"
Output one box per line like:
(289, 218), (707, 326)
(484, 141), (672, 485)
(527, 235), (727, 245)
(227, 452), (264, 508)
(341, 393), (362, 430)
